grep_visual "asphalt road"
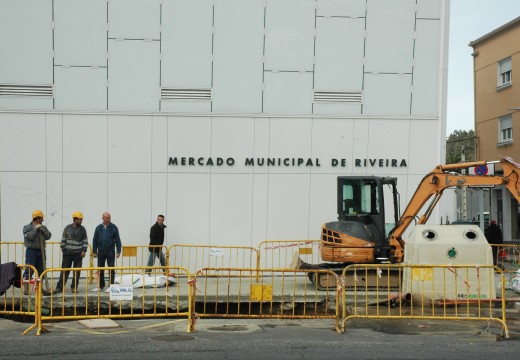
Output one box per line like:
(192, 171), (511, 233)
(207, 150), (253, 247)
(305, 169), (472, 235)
(1, 316), (519, 360)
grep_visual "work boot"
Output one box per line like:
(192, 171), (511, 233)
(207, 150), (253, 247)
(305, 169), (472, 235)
(55, 288), (63, 294)
(41, 289), (51, 296)
(23, 283), (29, 294)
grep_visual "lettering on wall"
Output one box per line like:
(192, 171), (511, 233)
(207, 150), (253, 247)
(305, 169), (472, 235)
(168, 157), (408, 168)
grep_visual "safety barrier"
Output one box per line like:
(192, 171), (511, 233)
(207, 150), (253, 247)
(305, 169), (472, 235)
(169, 244), (260, 274)
(340, 264), (509, 338)
(0, 264), (40, 335)
(257, 240), (321, 269)
(114, 245), (169, 272)
(193, 267), (340, 328)
(491, 244), (520, 273)
(34, 265), (193, 335)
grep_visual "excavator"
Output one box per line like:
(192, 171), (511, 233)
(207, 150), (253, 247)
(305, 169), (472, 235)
(296, 157), (520, 289)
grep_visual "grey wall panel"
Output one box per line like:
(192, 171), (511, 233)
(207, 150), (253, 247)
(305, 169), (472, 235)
(0, 97), (53, 110)
(314, 17), (364, 90)
(160, 101), (212, 113)
(363, 73), (412, 115)
(108, 40), (160, 111)
(54, 0), (107, 66)
(264, 0), (315, 71)
(161, 0), (213, 88)
(263, 72), (313, 114)
(364, 0), (415, 74)
(212, 0), (264, 113)
(417, 0), (441, 19)
(108, 0), (161, 40)
(316, 0), (366, 17)
(411, 20), (440, 116)
(54, 67), (107, 110)
(313, 103), (362, 115)
(0, 0), (53, 83)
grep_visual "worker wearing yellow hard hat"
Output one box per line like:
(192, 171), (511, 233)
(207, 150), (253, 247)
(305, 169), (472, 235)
(22, 210), (52, 295)
(55, 211), (88, 293)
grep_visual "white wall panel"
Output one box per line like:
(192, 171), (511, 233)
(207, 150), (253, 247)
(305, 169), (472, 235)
(151, 173), (168, 233)
(308, 173), (338, 238)
(108, 40), (160, 111)
(0, 98), (53, 110)
(313, 103), (362, 115)
(0, 0), (53, 83)
(411, 20), (440, 116)
(160, 101), (212, 113)
(363, 73), (412, 115)
(108, 116), (152, 172)
(210, 174), (254, 245)
(408, 120), (439, 174)
(268, 117), (313, 174)
(253, 117), (270, 163)
(417, 0), (440, 19)
(267, 174), (311, 239)
(211, 117), (255, 174)
(0, 172), (47, 242)
(317, 0), (366, 17)
(54, 67), (107, 110)
(251, 173), (268, 243)
(62, 114), (107, 173)
(263, 72), (313, 114)
(350, 119), (370, 175)
(161, 0), (213, 88)
(63, 172), (108, 231)
(212, 0), (264, 113)
(0, 114), (46, 171)
(167, 116), (211, 174)
(46, 172), (63, 235)
(311, 118), (354, 173)
(314, 17), (364, 90)
(45, 114), (63, 172)
(54, 0), (107, 66)
(151, 116), (168, 173)
(264, 0), (315, 71)
(108, 0), (160, 40)
(168, 173), (210, 244)
(108, 173), (151, 245)
(366, 119), (411, 176)
(364, 0), (415, 74)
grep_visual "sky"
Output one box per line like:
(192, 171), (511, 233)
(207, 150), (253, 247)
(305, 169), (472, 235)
(446, 0), (520, 134)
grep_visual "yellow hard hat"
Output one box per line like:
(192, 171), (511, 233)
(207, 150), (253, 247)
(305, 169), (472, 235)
(72, 211), (84, 219)
(32, 210), (44, 219)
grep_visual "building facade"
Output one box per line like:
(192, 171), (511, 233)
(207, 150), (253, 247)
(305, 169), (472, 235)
(470, 15), (520, 241)
(0, 0), (449, 251)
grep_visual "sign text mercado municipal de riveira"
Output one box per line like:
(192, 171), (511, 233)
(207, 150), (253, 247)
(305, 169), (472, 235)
(168, 157), (408, 168)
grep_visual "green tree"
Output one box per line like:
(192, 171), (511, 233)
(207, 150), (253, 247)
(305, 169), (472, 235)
(446, 130), (476, 164)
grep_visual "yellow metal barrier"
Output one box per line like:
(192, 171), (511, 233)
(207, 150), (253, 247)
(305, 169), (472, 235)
(0, 241), (64, 270)
(168, 244), (260, 274)
(340, 264), (509, 338)
(0, 264), (40, 335)
(113, 245), (169, 273)
(36, 266), (193, 335)
(257, 240), (321, 269)
(491, 244), (520, 273)
(193, 267), (340, 328)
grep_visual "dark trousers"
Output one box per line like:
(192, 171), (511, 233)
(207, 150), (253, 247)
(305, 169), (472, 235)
(56, 253), (83, 290)
(23, 248), (44, 280)
(97, 250), (115, 289)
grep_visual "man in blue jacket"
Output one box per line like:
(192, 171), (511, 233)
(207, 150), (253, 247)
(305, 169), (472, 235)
(92, 212), (121, 292)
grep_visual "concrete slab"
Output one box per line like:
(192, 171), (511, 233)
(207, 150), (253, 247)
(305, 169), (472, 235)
(79, 318), (121, 329)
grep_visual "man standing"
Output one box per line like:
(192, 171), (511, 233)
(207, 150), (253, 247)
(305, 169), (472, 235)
(146, 215), (167, 273)
(22, 210), (52, 294)
(55, 211), (88, 293)
(92, 212), (121, 292)
(487, 219), (503, 266)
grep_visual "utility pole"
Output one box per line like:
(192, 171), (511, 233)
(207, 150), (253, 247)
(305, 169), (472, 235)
(461, 145), (467, 220)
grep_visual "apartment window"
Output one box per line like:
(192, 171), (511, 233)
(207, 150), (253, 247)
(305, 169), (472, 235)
(499, 114), (512, 143)
(498, 57), (512, 88)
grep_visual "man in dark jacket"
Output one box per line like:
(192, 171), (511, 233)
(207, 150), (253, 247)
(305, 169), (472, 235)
(486, 220), (503, 265)
(92, 212), (121, 292)
(146, 215), (166, 273)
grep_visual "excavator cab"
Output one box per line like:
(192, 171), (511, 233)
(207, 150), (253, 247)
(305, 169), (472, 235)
(321, 176), (400, 263)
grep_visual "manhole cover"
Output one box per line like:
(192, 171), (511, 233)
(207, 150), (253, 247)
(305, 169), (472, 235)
(151, 334), (195, 342)
(207, 325), (249, 332)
